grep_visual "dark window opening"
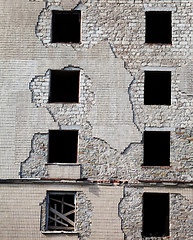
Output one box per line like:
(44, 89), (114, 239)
(49, 70), (79, 103)
(143, 131), (170, 166)
(144, 71), (171, 105)
(51, 10), (81, 43)
(143, 193), (169, 237)
(47, 192), (75, 231)
(48, 130), (78, 163)
(145, 11), (171, 44)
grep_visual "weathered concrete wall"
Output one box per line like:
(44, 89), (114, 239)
(0, 183), (193, 240)
(119, 186), (193, 240)
(0, 183), (123, 240)
(0, 0), (193, 239)
(0, 0), (189, 182)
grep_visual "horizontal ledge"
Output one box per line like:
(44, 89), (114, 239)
(46, 163), (81, 166)
(0, 179), (193, 187)
(141, 66), (176, 71)
(60, 125), (80, 130)
(141, 166), (171, 169)
(144, 7), (176, 12)
(145, 127), (175, 132)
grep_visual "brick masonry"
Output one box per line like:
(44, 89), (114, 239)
(0, 0), (193, 239)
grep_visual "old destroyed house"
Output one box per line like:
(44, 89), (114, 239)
(0, 0), (193, 239)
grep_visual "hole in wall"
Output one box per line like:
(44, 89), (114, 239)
(145, 11), (172, 44)
(51, 10), (81, 43)
(144, 71), (171, 105)
(143, 131), (170, 166)
(48, 70), (80, 103)
(48, 130), (78, 163)
(142, 192), (169, 237)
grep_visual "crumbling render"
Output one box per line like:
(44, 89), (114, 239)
(119, 188), (193, 240)
(20, 133), (48, 178)
(30, 67), (94, 126)
(76, 192), (93, 239)
(118, 187), (143, 239)
(35, 0), (89, 47)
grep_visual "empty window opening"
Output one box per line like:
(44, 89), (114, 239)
(51, 10), (81, 43)
(47, 192), (75, 231)
(49, 70), (80, 103)
(143, 193), (169, 237)
(144, 71), (171, 105)
(145, 11), (171, 44)
(143, 131), (170, 166)
(48, 130), (78, 164)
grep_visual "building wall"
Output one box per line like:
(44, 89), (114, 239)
(0, 183), (123, 240)
(0, 0), (193, 239)
(0, 183), (193, 240)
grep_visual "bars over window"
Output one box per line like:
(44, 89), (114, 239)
(47, 192), (76, 231)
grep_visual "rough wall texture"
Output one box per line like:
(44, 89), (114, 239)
(76, 192), (93, 239)
(170, 193), (193, 239)
(119, 187), (143, 239)
(0, 0), (193, 239)
(0, 184), (123, 240)
(19, 0), (193, 183)
(21, 133), (48, 178)
(119, 186), (193, 240)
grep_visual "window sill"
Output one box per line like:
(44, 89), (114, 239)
(42, 231), (78, 234)
(141, 165), (171, 169)
(46, 163), (81, 166)
(145, 43), (172, 45)
(46, 163), (81, 178)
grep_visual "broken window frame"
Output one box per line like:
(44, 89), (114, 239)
(51, 10), (81, 44)
(46, 191), (76, 232)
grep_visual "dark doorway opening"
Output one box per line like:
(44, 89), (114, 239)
(145, 11), (171, 44)
(49, 70), (79, 103)
(144, 71), (171, 105)
(143, 193), (169, 237)
(48, 130), (78, 163)
(51, 10), (81, 43)
(143, 131), (170, 166)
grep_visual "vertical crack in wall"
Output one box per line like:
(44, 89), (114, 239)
(118, 187), (143, 239)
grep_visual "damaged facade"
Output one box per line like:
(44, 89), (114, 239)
(0, 0), (193, 239)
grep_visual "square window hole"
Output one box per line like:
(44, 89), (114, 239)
(49, 70), (79, 103)
(48, 130), (78, 164)
(145, 11), (171, 44)
(144, 71), (171, 105)
(143, 193), (169, 237)
(143, 131), (170, 166)
(51, 10), (81, 43)
(47, 192), (75, 231)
